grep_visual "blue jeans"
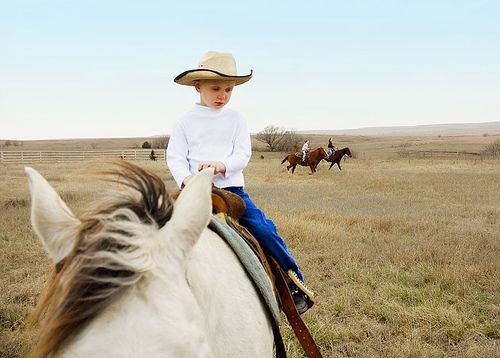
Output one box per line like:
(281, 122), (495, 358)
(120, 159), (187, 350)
(223, 186), (304, 281)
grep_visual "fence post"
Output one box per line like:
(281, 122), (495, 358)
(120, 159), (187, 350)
(0, 151), (3, 162)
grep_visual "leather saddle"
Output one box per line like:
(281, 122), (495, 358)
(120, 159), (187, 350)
(295, 152), (308, 162)
(208, 188), (320, 357)
(171, 186), (246, 221)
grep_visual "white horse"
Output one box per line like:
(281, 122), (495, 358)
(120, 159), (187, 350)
(26, 162), (273, 357)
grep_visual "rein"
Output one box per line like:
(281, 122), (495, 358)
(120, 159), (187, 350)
(268, 256), (323, 358)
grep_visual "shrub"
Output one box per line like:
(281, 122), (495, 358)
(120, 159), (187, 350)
(398, 142), (412, 158)
(276, 131), (304, 152)
(480, 139), (500, 158)
(150, 136), (169, 149)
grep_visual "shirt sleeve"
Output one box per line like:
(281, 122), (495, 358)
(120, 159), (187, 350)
(222, 115), (252, 178)
(166, 120), (192, 188)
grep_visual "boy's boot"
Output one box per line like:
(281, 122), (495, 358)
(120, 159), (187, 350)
(288, 270), (315, 315)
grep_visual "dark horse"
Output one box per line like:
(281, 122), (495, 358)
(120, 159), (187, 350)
(281, 147), (328, 174)
(325, 147), (352, 170)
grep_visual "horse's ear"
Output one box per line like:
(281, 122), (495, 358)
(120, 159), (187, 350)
(166, 168), (214, 256)
(25, 167), (81, 264)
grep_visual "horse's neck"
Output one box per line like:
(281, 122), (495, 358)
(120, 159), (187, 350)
(187, 229), (273, 356)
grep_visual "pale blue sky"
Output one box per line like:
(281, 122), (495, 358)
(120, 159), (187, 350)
(1, 0), (499, 140)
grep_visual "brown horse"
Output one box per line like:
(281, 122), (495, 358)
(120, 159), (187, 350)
(281, 147), (328, 174)
(325, 147), (352, 170)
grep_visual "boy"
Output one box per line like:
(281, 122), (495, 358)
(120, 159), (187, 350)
(166, 51), (314, 314)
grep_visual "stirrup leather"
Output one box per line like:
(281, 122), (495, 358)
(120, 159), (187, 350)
(288, 270), (315, 302)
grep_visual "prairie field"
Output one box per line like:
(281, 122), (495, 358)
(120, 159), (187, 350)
(0, 134), (499, 357)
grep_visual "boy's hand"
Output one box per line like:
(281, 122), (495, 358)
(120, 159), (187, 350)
(198, 161), (226, 175)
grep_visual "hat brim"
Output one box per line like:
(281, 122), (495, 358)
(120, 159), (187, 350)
(174, 69), (252, 86)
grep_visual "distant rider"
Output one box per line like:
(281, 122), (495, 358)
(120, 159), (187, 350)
(327, 137), (336, 158)
(301, 140), (310, 162)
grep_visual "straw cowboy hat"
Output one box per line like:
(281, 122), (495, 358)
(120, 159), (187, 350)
(174, 51), (252, 86)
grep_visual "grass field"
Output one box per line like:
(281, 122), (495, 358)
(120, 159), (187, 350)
(1, 134), (499, 357)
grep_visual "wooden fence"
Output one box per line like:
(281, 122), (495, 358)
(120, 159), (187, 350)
(402, 150), (480, 159)
(0, 149), (165, 163)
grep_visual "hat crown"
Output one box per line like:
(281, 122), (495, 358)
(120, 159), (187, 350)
(198, 51), (238, 76)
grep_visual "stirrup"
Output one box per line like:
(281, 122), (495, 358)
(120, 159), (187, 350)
(288, 270), (315, 302)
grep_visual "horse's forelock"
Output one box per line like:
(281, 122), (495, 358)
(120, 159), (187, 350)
(29, 161), (173, 358)
(96, 161), (174, 228)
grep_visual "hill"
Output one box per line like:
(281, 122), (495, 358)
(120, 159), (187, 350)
(299, 121), (500, 136)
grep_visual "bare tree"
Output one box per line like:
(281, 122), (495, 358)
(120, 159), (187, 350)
(255, 125), (287, 152)
(150, 136), (169, 149)
(276, 130), (304, 152)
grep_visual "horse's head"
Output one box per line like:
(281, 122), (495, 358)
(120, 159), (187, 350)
(318, 147), (328, 159)
(26, 162), (215, 357)
(345, 147), (353, 157)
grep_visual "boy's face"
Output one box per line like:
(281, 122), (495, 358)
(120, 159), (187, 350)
(195, 79), (236, 109)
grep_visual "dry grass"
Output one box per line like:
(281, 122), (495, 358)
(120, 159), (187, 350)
(1, 135), (499, 357)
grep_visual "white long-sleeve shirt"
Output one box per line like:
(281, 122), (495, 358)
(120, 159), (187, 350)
(166, 104), (252, 188)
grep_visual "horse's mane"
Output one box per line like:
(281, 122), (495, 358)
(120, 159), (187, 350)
(29, 161), (174, 358)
